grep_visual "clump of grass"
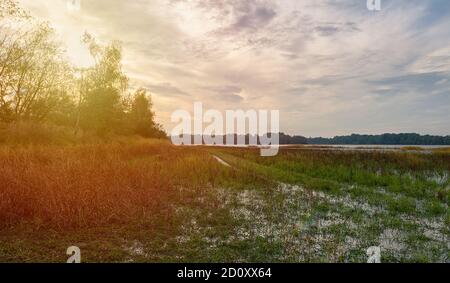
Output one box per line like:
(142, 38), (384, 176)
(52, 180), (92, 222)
(423, 201), (446, 216)
(401, 146), (424, 151)
(386, 197), (416, 214)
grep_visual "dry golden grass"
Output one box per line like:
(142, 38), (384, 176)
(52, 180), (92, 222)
(432, 147), (450, 154)
(0, 140), (224, 230)
(401, 146), (425, 151)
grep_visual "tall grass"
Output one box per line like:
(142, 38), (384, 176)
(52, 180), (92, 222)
(0, 141), (226, 230)
(0, 122), (77, 145)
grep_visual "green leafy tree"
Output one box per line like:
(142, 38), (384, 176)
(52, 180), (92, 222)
(0, 1), (72, 122)
(79, 87), (124, 136)
(129, 88), (159, 138)
(77, 33), (128, 136)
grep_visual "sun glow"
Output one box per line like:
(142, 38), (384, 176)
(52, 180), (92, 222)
(168, 1), (223, 37)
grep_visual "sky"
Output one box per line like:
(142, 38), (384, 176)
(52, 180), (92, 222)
(18, 0), (450, 137)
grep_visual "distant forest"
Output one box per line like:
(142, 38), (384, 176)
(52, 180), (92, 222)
(177, 133), (450, 145)
(307, 133), (450, 145)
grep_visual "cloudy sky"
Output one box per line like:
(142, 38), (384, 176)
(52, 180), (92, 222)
(19, 0), (450, 137)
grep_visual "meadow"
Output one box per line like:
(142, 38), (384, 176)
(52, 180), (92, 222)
(0, 141), (448, 262)
(1, 0), (448, 264)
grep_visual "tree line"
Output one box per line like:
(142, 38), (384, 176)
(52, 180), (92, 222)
(0, 0), (166, 140)
(176, 133), (450, 146)
(307, 133), (450, 145)
(171, 133), (308, 145)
